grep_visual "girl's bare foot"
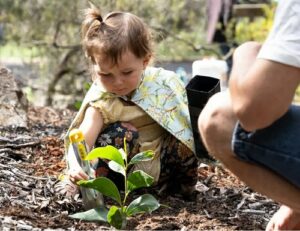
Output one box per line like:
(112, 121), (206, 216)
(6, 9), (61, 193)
(266, 205), (300, 230)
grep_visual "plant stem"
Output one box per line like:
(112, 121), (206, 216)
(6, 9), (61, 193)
(123, 138), (129, 205)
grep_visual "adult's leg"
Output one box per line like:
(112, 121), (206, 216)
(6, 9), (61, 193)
(198, 91), (300, 229)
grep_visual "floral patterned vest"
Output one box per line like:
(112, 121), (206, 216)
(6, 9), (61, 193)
(65, 67), (195, 154)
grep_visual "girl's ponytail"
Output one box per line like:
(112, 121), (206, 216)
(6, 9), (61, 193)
(81, 6), (102, 41)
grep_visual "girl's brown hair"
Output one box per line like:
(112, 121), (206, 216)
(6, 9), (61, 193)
(82, 6), (153, 65)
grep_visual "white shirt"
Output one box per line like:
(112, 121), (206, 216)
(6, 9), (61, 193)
(258, 0), (300, 68)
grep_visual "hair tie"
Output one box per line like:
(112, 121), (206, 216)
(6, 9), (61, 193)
(97, 15), (103, 23)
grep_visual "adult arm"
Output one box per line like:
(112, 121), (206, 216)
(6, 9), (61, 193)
(229, 42), (300, 131)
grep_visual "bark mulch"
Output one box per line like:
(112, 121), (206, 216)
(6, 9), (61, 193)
(0, 106), (279, 230)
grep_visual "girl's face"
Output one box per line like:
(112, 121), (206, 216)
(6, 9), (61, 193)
(93, 50), (150, 96)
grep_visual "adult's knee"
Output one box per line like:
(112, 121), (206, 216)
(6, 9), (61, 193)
(198, 94), (226, 151)
(198, 92), (235, 157)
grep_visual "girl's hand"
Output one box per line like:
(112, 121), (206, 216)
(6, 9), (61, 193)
(68, 167), (89, 184)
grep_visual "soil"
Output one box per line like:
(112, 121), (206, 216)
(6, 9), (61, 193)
(0, 106), (279, 230)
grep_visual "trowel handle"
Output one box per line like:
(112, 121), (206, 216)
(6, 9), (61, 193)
(68, 129), (104, 209)
(69, 129), (91, 175)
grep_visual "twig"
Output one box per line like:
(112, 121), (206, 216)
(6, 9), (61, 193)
(0, 141), (40, 149)
(151, 25), (221, 57)
(0, 136), (38, 143)
(0, 148), (27, 160)
(0, 153), (19, 162)
(204, 174), (216, 184)
(203, 209), (212, 219)
(0, 181), (31, 191)
(32, 190), (37, 204)
(12, 169), (49, 181)
(248, 199), (274, 209)
(0, 137), (11, 143)
(236, 196), (246, 210)
(240, 209), (265, 214)
(0, 164), (48, 180)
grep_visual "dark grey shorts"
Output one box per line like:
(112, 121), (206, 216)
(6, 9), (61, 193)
(232, 105), (300, 188)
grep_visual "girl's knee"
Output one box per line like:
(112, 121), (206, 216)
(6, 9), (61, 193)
(95, 122), (139, 149)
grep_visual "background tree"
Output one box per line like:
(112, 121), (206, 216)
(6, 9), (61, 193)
(1, 0), (280, 108)
(1, 0), (209, 107)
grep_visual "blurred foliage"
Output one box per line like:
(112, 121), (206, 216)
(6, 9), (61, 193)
(227, 2), (276, 43)
(0, 0), (208, 60)
(0, 0), (209, 107)
(0, 0), (88, 107)
(1, 0), (286, 106)
(295, 86), (300, 103)
(0, 43), (40, 58)
(226, 1), (300, 103)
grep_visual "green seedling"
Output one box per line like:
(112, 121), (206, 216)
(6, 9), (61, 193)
(69, 140), (160, 229)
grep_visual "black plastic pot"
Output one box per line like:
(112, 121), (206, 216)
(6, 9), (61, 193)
(186, 75), (220, 159)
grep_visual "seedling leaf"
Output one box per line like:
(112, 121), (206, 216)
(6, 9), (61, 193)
(78, 177), (121, 205)
(108, 160), (126, 176)
(128, 150), (154, 166)
(69, 207), (108, 222)
(127, 170), (154, 193)
(126, 194), (160, 216)
(84, 146), (124, 167)
(107, 206), (126, 230)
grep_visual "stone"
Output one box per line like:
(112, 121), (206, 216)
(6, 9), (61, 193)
(0, 66), (28, 128)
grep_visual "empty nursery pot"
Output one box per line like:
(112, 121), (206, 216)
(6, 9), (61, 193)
(186, 75), (220, 159)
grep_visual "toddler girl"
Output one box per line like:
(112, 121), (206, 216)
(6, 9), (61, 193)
(63, 6), (198, 198)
